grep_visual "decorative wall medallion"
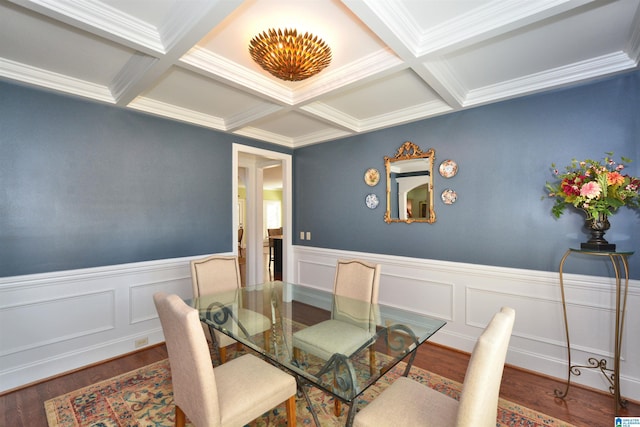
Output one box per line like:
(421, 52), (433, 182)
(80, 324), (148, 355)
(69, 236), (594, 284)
(441, 189), (457, 205)
(365, 193), (379, 209)
(364, 168), (380, 186)
(439, 160), (458, 178)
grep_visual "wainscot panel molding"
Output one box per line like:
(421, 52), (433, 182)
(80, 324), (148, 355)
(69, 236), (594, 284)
(0, 254), (230, 393)
(2, 247), (638, 401)
(293, 245), (640, 401)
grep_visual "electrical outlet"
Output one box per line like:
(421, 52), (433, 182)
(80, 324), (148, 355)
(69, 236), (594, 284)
(300, 231), (305, 240)
(135, 337), (148, 348)
(306, 231), (311, 240)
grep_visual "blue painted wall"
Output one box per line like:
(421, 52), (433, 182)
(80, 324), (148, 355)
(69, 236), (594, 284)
(2, 71), (638, 279)
(0, 81), (290, 277)
(293, 71), (640, 279)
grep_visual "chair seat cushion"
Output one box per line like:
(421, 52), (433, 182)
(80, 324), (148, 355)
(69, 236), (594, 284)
(293, 319), (375, 360)
(215, 353), (296, 427)
(354, 376), (458, 427)
(213, 307), (271, 348)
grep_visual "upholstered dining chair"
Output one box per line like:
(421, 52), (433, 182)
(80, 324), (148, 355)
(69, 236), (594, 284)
(292, 259), (381, 415)
(153, 292), (297, 427)
(191, 255), (271, 364)
(353, 306), (516, 427)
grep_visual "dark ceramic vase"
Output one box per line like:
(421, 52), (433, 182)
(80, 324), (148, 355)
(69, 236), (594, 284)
(581, 212), (616, 252)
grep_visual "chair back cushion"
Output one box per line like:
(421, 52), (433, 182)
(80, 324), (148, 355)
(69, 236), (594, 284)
(153, 292), (221, 427)
(333, 295), (376, 328)
(333, 259), (381, 304)
(191, 255), (241, 297)
(456, 306), (515, 427)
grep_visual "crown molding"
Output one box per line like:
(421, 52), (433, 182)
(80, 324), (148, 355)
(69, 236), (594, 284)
(225, 104), (284, 131)
(417, 0), (584, 55)
(302, 95), (452, 133)
(109, 53), (158, 102)
(23, 0), (165, 53)
(369, 0), (592, 57)
(357, 100), (453, 132)
(181, 46), (405, 108)
(300, 103), (361, 131)
(180, 47), (293, 105)
(234, 125), (351, 148)
(156, 3), (207, 52)
(288, 128), (353, 148)
(422, 60), (468, 106)
(128, 97), (225, 130)
(465, 51), (637, 106)
(233, 127), (295, 148)
(627, 10), (640, 63)
(290, 48), (405, 105)
(0, 58), (114, 103)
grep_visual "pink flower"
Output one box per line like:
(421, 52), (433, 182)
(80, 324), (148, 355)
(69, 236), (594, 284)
(580, 181), (601, 199)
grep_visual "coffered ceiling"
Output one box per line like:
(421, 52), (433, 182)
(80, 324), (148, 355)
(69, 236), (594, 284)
(2, 0), (638, 148)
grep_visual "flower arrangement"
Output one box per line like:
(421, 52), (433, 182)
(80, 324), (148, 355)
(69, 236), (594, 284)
(545, 153), (640, 220)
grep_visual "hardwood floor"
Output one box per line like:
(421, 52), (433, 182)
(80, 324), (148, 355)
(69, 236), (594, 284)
(3, 303), (637, 427)
(0, 345), (168, 427)
(419, 344), (639, 427)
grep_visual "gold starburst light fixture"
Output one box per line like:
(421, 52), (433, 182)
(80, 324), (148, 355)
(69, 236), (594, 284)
(249, 28), (332, 82)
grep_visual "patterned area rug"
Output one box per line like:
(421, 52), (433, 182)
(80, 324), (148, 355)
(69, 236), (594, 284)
(45, 352), (575, 427)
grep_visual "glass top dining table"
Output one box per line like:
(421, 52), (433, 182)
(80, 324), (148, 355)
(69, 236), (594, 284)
(186, 281), (446, 426)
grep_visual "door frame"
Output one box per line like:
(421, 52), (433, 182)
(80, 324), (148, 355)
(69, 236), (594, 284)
(232, 143), (292, 285)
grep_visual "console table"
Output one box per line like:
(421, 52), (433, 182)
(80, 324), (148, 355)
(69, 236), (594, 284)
(554, 248), (633, 415)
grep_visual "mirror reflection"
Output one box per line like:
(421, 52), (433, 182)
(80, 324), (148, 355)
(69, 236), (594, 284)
(384, 141), (435, 223)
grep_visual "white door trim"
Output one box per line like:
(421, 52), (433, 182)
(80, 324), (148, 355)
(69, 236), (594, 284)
(233, 143), (292, 285)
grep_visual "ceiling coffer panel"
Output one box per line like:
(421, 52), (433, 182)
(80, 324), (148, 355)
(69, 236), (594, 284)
(1, 0), (638, 148)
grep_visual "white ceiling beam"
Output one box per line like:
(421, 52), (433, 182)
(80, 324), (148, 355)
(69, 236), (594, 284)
(110, 1), (244, 106)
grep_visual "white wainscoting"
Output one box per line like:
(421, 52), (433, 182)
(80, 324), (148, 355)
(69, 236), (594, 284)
(0, 254), (210, 393)
(1, 247), (638, 403)
(293, 246), (640, 401)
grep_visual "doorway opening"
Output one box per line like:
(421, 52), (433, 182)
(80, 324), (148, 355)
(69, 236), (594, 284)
(233, 144), (291, 286)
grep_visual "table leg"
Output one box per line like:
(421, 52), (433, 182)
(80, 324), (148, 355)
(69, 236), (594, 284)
(297, 380), (322, 427)
(554, 250), (573, 399)
(554, 251), (630, 416)
(345, 403), (357, 426)
(610, 254), (629, 414)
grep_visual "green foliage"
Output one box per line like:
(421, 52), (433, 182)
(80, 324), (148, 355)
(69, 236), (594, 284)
(545, 153), (640, 220)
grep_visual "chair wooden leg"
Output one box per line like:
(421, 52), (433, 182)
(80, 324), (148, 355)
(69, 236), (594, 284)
(293, 347), (301, 363)
(264, 330), (271, 353)
(175, 405), (186, 427)
(369, 346), (376, 375)
(285, 395), (297, 426)
(219, 346), (227, 364)
(333, 375), (342, 416)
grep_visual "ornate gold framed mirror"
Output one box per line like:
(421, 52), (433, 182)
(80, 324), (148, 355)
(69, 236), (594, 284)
(384, 141), (436, 223)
